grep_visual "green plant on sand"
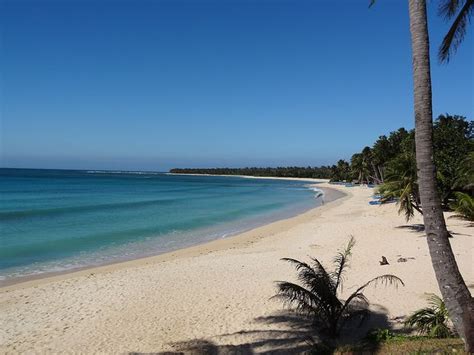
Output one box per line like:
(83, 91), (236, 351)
(405, 293), (453, 338)
(274, 236), (404, 338)
(449, 192), (474, 222)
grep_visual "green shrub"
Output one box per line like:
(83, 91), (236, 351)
(405, 294), (453, 338)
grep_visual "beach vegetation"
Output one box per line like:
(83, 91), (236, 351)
(377, 152), (421, 220)
(454, 152), (474, 191)
(405, 294), (453, 338)
(173, 117), (472, 222)
(274, 236), (404, 338)
(330, 159), (351, 183)
(350, 149), (373, 185)
(371, 114), (472, 221)
(433, 114), (474, 205)
(334, 333), (465, 354)
(449, 192), (474, 221)
(170, 166), (334, 179)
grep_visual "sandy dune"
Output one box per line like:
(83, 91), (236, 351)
(1, 182), (472, 353)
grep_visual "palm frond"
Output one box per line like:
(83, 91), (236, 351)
(405, 293), (452, 338)
(430, 323), (452, 338)
(345, 292), (370, 310)
(274, 281), (319, 308)
(359, 274), (405, 290)
(280, 258), (341, 316)
(426, 293), (446, 310)
(331, 236), (355, 291)
(449, 192), (474, 221)
(338, 274), (404, 330)
(309, 257), (339, 297)
(439, 0), (474, 63)
(341, 275), (404, 314)
(274, 281), (331, 323)
(281, 257), (319, 283)
(406, 308), (438, 333)
(282, 257), (336, 295)
(438, 0), (463, 19)
(399, 180), (416, 221)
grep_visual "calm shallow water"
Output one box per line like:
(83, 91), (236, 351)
(0, 168), (323, 282)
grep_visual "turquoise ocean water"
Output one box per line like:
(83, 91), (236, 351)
(0, 168), (323, 283)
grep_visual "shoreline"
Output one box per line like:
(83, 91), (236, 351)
(1, 179), (472, 353)
(0, 178), (346, 290)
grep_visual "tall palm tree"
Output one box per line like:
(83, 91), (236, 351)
(407, 1), (474, 351)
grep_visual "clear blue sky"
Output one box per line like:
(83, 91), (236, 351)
(1, 0), (472, 171)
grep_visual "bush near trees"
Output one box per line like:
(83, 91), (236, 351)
(405, 294), (453, 338)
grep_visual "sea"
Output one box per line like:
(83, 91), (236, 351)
(0, 168), (324, 283)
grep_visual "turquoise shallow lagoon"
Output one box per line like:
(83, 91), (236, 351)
(0, 169), (323, 283)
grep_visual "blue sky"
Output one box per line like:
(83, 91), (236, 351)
(1, 0), (472, 171)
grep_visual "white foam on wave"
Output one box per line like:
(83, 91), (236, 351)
(307, 186), (325, 200)
(86, 170), (161, 175)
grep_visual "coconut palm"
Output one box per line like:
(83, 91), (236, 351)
(330, 159), (352, 183)
(371, 135), (392, 183)
(378, 152), (421, 220)
(407, 1), (474, 350)
(369, 2), (474, 348)
(449, 192), (474, 221)
(405, 294), (453, 338)
(351, 152), (371, 184)
(274, 237), (404, 338)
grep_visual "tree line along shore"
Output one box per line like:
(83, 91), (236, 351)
(171, 114), (473, 222)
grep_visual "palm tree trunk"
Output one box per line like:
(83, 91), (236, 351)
(378, 165), (384, 183)
(408, 0), (474, 351)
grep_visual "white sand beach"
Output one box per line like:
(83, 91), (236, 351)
(1, 181), (472, 353)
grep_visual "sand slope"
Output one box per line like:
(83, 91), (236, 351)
(1, 183), (472, 353)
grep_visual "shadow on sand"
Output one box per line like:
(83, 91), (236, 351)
(395, 224), (425, 233)
(396, 223), (468, 238)
(130, 305), (394, 354)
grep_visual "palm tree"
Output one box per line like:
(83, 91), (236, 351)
(378, 152), (421, 220)
(362, 146), (383, 184)
(407, 1), (474, 351)
(351, 152), (371, 184)
(274, 237), (403, 338)
(405, 294), (452, 338)
(371, 135), (392, 183)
